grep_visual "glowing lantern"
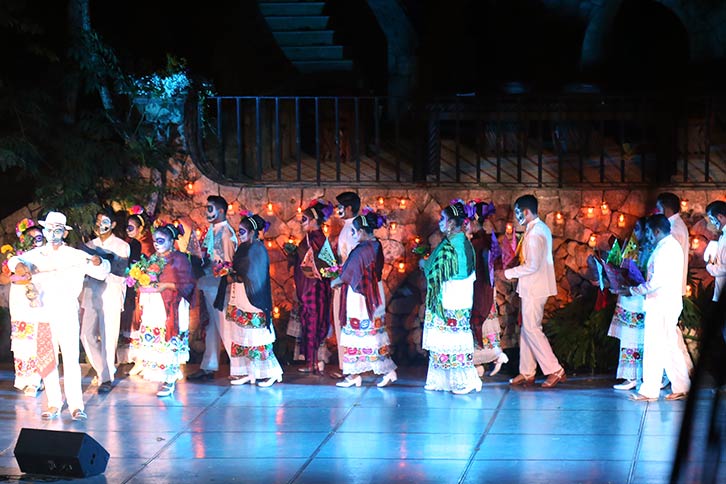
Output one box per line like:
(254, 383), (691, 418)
(588, 234), (597, 248)
(600, 202), (610, 216)
(397, 261), (406, 273)
(617, 214), (626, 228)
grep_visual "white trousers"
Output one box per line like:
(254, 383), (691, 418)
(198, 275), (229, 372)
(45, 310), (84, 412)
(519, 296), (561, 377)
(81, 284), (124, 382)
(638, 308), (691, 399)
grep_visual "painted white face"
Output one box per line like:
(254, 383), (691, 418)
(95, 214), (113, 236)
(238, 224), (251, 244)
(206, 204), (222, 223)
(126, 219), (140, 239)
(654, 201), (664, 215)
(438, 212), (449, 234)
(352, 227), (362, 245)
(26, 230), (45, 248)
(43, 225), (66, 245)
(514, 205), (526, 226)
(335, 204), (345, 219)
(708, 214), (722, 231)
(645, 226), (657, 246)
(153, 231), (173, 254)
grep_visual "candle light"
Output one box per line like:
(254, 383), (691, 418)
(685, 285), (692, 298)
(399, 198), (407, 209)
(617, 214), (626, 228)
(680, 199), (689, 211)
(414, 236), (421, 245)
(397, 261), (406, 273)
(600, 202), (610, 216)
(195, 228), (202, 240)
(389, 222), (397, 233)
(323, 225), (329, 235)
(588, 234), (597, 248)
(555, 212), (564, 225)
(266, 239), (273, 249)
(505, 223), (513, 235)
(185, 181), (194, 195)
(287, 235), (295, 245)
(297, 205), (302, 214)
(586, 206), (595, 218)
(377, 196), (385, 206)
(266, 202), (274, 215)
(691, 237), (700, 250)
(228, 203), (234, 212)
(273, 306), (280, 319)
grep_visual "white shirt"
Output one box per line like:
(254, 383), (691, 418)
(504, 217), (557, 299)
(8, 244), (111, 312)
(630, 235), (683, 314)
(337, 217), (357, 264)
(86, 233), (130, 286)
(668, 213), (689, 295)
(706, 230), (726, 302)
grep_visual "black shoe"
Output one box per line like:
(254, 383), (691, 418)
(187, 369), (215, 381)
(98, 381), (113, 393)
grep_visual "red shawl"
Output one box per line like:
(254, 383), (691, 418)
(338, 239), (384, 325)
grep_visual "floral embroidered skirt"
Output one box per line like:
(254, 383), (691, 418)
(225, 305), (283, 380)
(608, 296), (645, 382)
(339, 289), (396, 376)
(134, 293), (190, 383)
(11, 320), (41, 390)
(473, 301), (505, 366)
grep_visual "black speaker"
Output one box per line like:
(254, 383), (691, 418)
(14, 428), (109, 478)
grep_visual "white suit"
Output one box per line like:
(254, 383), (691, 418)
(504, 217), (562, 377)
(332, 217), (358, 370)
(706, 231), (726, 302)
(9, 245), (110, 412)
(631, 235), (690, 398)
(667, 213), (694, 373)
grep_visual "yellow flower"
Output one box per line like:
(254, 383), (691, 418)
(129, 266), (142, 279)
(1, 244), (14, 254)
(138, 273), (152, 286)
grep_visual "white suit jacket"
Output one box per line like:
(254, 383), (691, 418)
(630, 235), (683, 315)
(668, 213), (689, 296)
(504, 217), (557, 299)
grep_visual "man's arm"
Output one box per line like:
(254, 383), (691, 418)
(504, 232), (544, 280)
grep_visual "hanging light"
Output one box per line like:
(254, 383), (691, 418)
(323, 225), (329, 235)
(414, 236), (421, 245)
(588, 234), (597, 248)
(194, 228), (202, 240)
(273, 306), (281, 319)
(617, 214), (626, 228)
(691, 238), (700, 250)
(266, 202), (274, 216)
(586, 207), (595, 218)
(185, 181), (194, 195)
(555, 212), (564, 225)
(397, 261), (406, 273)
(680, 199), (689, 211)
(505, 223), (513, 235)
(389, 222), (398, 233)
(287, 235), (295, 245)
(266, 239), (274, 249)
(600, 201), (610, 216)
(399, 198), (407, 209)
(685, 285), (693, 298)
(377, 196), (385, 206)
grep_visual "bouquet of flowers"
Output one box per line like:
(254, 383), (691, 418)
(125, 254), (167, 289)
(213, 260), (233, 278)
(1, 244), (16, 277)
(320, 265), (341, 279)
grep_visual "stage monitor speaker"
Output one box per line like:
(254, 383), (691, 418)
(14, 428), (110, 478)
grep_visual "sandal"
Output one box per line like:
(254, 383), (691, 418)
(71, 408), (88, 421)
(41, 406), (60, 420)
(629, 393), (657, 402)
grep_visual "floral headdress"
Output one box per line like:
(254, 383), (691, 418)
(239, 210), (270, 233)
(128, 205), (144, 216)
(15, 218), (36, 239)
(306, 199), (334, 222)
(359, 206), (387, 229)
(467, 199), (496, 221)
(449, 198), (475, 220)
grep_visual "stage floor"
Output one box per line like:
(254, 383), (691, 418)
(0, 363), (722, 484)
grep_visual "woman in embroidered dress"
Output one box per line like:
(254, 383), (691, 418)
(2, 222), (46, 396)
(218, 213), (283, 387)
(420, 200), (482, 394)
(289, 199), (334, 374)
(467, 201), (509, 377)
(135, 224), (195, 397)
(331, 210), (397, 388)
(609, 218), (650, 391)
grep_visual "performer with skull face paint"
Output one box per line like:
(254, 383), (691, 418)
(504, 194), (565, 389)
(80, 207), (131, 393)
(188, 195), (238, 380)
(8, 211), (110, 420)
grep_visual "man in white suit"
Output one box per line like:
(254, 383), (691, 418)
(504, 195), (566, 388)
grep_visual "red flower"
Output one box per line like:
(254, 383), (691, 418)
(153, 327), (160, 336)
(148, 264), (161, 273)
(446, 318), (457, 327)
(349, 318), (360, 329)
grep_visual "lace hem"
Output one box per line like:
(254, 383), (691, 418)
(425, 363), (480, 392)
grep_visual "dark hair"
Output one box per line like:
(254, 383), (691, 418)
(128, 214), (147, 231)
(474, 201), (496, 222)
(207, 195), (228, 214)
(657, 192), (681, 214)
(240, 214), (268, 238)
(336, 192), (361, 215)
(155, 223), (181, 241)
(303, 200), (333, 224)
(352, 211), (385, 234)
(96, 206), (115, 221)
(706, 200), (726, 218)
(514, 194), (538, 215)
(646, 214), (671, 235)
(443, 201), (468, 227)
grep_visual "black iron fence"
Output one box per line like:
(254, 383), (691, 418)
(188, 95), (726, 187)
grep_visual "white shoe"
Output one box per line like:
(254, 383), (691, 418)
(156, 382), (175, 397)
(377, 370), (398, 388)
(336, 375), (362, 388)
(230, 375), (255, 386)
(490, 352), (509, 376)
(128, 361), (144, 376)
(613, 380), (638, 391)
(452, 379), (483, 395)
(258, 375), (282, 387)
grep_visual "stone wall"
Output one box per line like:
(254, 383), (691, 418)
(1, 160), (723, 364)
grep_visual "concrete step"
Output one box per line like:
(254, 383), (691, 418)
(259, 2), (325, 16)
(265, 16), (329, 31)
(282, 45), (344, 61)
(293, 60), (354, 73)
(272, 30), (334, 46)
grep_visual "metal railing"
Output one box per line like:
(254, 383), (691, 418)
(188, 95), (726, 187)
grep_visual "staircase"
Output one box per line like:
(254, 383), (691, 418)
(259, 1), (354, 73)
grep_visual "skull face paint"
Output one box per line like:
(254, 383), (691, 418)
(95, 215), (113, 236)
(43, 226), (66, 246)
(153, 232), (173, 254)
(514, 205), (526, 226)
(206, 204), (222, 224)
(335, 204), (345, 219)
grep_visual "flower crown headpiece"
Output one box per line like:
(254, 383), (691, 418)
(15, 218), (36, 239)
(467, 199), (496, 220)
(449, 198), (476, 219)
(359, 206), (387, 229)
(306, 198), (333, 222)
